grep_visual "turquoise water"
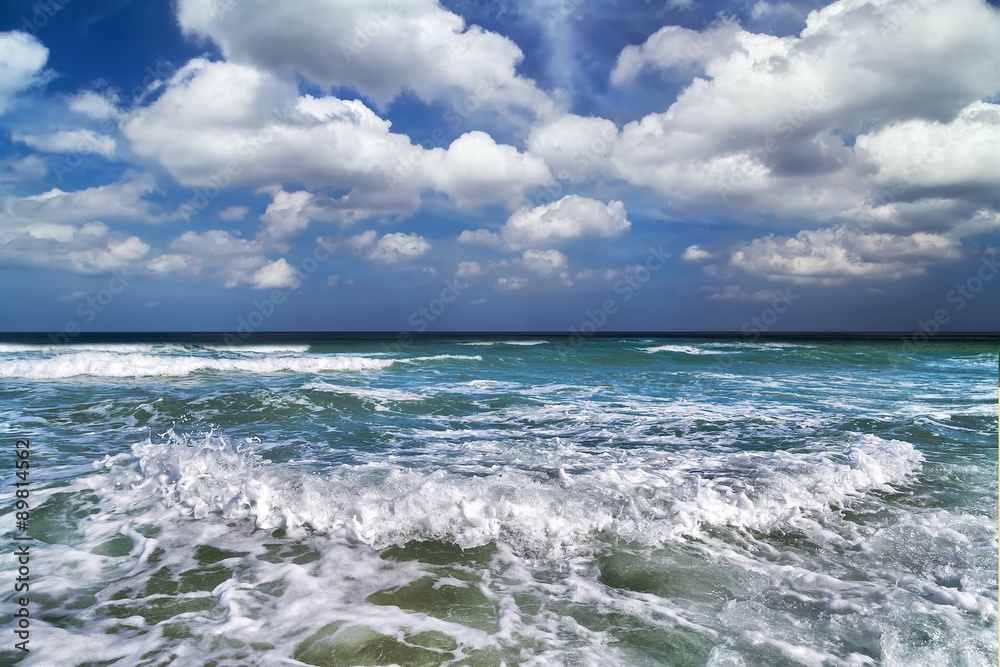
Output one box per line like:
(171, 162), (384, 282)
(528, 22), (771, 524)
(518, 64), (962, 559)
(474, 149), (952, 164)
(0, 338), (996, 666)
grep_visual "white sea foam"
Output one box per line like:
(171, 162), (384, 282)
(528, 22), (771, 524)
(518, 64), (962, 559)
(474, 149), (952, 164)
(0, 351), (393, 378)
(9, 414), (987, 667)
(443, 379), (522, 391)
(56, 427), (949, 665)
(399, 354), (483, 363)
(0, 343), (185, 354)
(4, 340), (995, 667)
(97, 430), (924, 554)
(643, 344), (725, 355)
(303, 381), (425, 404)
(0, 343), (50, 353)
(199, 344), (312, 354)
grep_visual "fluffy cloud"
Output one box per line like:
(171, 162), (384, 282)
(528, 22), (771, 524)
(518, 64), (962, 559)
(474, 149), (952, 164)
(521, 248), (568, 278)
(426, 131), (552, 209)
(527, 114), (618, 183)
(122, 59), (427, 228)
(258, 188), (317, 244)
(496, 276), (528, 290)
(123, 59), (552, 227)
(249, 258), (300, 289)
(0, 155), (47, 183)
(455, 260), (485, 278)
(123, 59), (415, 191)
(68, 90), (120, 120)
(175, 0), (554, 116)
(0, 175), (163, 230)
(456, 228), (502, 247)
(607, 0), (1000, 219)
(347, 229), (376, 251)
(365, 232), (430, 263)
(498, 195), (630, 250)
(64, 235), (150, 273)
(453, 249), (571, 289)
(750, 2), (805, 21)
(574, 268), (619, 282)
(0, 220), (150, 274)
(701, 284), (781, 301)
(167, 229), (262, 257)
(14, 130), (117, 159)
(146, 229), (303, 289)
(682, 245), (711, 262)
(0, 31), (48, 114)
(218, 205), (249, 221)
(730, 225), (962, 284)
(856, 101), (1000, 206)
(611, 17), (742, 84)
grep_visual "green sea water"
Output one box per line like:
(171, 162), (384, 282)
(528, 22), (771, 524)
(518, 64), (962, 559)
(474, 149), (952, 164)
(0, 338), (996, 665)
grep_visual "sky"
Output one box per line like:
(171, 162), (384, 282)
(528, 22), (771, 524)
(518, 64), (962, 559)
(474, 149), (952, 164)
(0, 0), (998, 334)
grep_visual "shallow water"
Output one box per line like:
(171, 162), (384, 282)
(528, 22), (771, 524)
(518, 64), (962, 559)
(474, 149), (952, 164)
(0, 338), (996, 665)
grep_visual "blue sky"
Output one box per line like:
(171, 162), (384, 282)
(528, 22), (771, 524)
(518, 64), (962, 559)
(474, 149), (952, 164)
(0, 0), (998, 333)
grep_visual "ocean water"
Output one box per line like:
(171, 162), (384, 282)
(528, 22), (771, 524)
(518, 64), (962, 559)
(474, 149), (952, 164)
(0, 338), (996, 666)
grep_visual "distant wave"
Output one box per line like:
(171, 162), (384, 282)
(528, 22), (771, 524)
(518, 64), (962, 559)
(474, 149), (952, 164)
(0, 351), (392, 378)
(399, 354), (483, 363)
(303, 381), (424, 404)
(642, 344), (725, 355)
(199, 344), (312, 354)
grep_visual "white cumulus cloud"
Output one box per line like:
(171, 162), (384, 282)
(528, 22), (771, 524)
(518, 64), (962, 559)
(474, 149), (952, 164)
(682, 245), (711, 262)
(123, 58), (554, 226)
(14, 130), (117, 159)
(496, 276), (528, 290)
(730, 225), (962, 284)
(175, 0), (555, 116)
(427, 131), (553, 209)
(0, 31), (48, 114)
(68, 90), (120, 120)
(0, 220), (150, 274)
(218, 205), (250, 221)
(144, 229), (304, 290)
(250, 258), (300, 289)
(607, 0), (1000, 221)
(455, 260), (485, 278)
(365, 232), (430, 263)
(499, 195), (630, 250)
(521, 248), (567, 277)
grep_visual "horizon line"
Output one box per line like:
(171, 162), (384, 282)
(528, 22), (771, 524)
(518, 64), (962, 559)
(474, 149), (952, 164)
(1, 331), (998, 342)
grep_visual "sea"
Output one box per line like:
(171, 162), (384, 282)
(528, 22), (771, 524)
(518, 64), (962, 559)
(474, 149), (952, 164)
(0, 336), (996, 666)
